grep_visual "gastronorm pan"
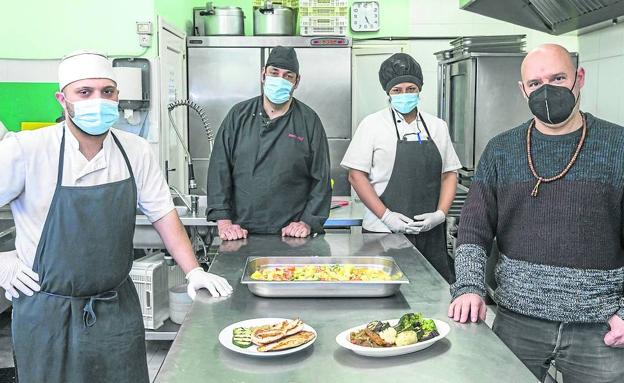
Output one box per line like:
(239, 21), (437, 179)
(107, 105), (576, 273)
(241, 256), (409, 298)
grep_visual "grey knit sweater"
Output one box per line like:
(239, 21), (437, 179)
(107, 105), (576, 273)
(450, 113), (624, 323)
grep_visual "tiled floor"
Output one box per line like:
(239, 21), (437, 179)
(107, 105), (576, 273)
(146, 340), (173, 382)
(0, 310), (172, 383)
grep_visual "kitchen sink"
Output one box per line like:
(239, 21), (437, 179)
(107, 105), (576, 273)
(134, 194), (214, 249)
(1, 193), (214, 251)
(0, 207), (15, 251)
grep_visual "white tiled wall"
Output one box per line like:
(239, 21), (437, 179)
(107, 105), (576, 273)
(0, 59), (58, 82)
(579, 23), (624, 126)
(381, 0), (580, 118)
(408, 0), (578, 51)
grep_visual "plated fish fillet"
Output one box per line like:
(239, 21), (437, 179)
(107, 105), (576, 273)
(251, 319), (304, 345)
(251, 328), (286, 345)
(257, 331), (316, 352)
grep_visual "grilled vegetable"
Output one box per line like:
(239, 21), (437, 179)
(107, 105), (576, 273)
(366, 320), (390, 333)
(366, 320), (381, 332)
(232, 327), (252, 348)
(364, 328), (392, 347)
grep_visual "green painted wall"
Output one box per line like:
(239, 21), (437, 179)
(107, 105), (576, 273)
(459, 0), (473, 7)
(0, 0), (424, 59)
(155, 0), (198, 35)
(0, 0), (159, 131)
(0, 0), (459, 131)
(0, 83), (62, 132)
(0, 0), (156, 60)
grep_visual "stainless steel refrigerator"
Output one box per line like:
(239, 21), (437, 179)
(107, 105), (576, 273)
(186, 36), (352, 195)
(437, 52), (531, 171)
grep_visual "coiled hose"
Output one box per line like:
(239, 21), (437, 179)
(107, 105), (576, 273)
(167, 100), (213, 191)
(167, 99), (213, 142)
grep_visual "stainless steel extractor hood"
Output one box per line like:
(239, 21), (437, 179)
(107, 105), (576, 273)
(461, 0), (624, 35)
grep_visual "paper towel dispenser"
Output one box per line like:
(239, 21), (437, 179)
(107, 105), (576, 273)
(112, 58), (150, 110)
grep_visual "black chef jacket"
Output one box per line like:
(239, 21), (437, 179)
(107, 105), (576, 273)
(206, 96), (331, 234)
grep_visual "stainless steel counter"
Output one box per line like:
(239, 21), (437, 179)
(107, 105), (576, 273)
(135, 196), (364, 228)
(2, 196), (363, 229)
(155, 233), (535, 383)
(324, 197), (364, 228)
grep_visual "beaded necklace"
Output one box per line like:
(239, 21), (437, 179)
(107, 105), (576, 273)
(526, 112), (587, 197)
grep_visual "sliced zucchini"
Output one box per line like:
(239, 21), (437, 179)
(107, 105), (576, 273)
(232, 327), (252, 348)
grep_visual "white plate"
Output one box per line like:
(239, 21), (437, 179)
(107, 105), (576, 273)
(218, 318), (317, 357)
(335, 318), (450, 357)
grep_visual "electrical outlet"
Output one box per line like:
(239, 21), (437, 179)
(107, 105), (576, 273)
(136, 21), (153, 35)
(138, 34), (152, 48)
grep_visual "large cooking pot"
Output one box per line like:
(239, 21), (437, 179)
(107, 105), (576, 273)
(253, 1), (294, 36)
(201, 3), (244, 36)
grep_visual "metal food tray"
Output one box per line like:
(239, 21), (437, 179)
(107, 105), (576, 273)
(241, 256), (409, 298)
(450, 34), (526, 47)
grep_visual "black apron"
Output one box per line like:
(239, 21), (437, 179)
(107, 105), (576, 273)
(378, 109), (451, 281)
(12, 128), (149, 383)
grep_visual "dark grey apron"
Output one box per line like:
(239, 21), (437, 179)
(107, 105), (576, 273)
(11, 128), (149, 383)
(378, 109), (451, 281)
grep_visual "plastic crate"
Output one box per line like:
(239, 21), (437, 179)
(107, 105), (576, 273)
(299, 0), (347, 7)
(300, 15), (347, 27)
(299, 6), (347, 17)
(253, 0), (299, 8)
(130, 252), (185, 330)
(300, 25), (347, 36)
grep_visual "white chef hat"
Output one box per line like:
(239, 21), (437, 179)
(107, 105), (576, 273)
(58, 50), (116, 90)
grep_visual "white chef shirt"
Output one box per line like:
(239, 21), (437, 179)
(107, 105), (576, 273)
(0, 123), (175, 268)
(341, 107), (462, 232)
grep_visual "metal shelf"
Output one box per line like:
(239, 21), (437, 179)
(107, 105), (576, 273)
(145, 319), (181, 341)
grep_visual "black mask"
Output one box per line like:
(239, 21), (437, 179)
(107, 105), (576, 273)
(525, 75), (578, 125)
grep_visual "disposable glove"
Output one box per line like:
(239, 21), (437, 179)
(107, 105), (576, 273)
(186, 267), (233, 300)
(0, 250), (40, 301)
(381, 209), (414, 233)
(406, 210), (446, 234)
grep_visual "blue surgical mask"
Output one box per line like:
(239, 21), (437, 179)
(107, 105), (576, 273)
(263, 76), (294, 105)
(68, 98), (119, 136)
(390, 93), (420, 114)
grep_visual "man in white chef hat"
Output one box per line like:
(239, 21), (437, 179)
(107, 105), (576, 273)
(0, 50), (232, 383)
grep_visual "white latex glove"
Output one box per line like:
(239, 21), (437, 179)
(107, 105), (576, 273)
(381, 209), (414, 233)
(0, 250), (40, 301)
(406, 210), (446, 234)
(186, 267), (233, 300)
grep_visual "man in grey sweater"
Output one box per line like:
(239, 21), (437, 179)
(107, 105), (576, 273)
(448, 44), (624, 382)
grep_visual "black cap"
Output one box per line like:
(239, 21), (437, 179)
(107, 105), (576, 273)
(265, 46), (299, 75)
(378, 53), (423, 93)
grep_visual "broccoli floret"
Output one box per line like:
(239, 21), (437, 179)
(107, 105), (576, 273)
(394, 313), (424, 333)
(421, 318), (437, 333)
(419, 318), (439, 341)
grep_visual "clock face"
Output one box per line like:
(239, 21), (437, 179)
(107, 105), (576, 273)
(351, 1), (380, 32)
